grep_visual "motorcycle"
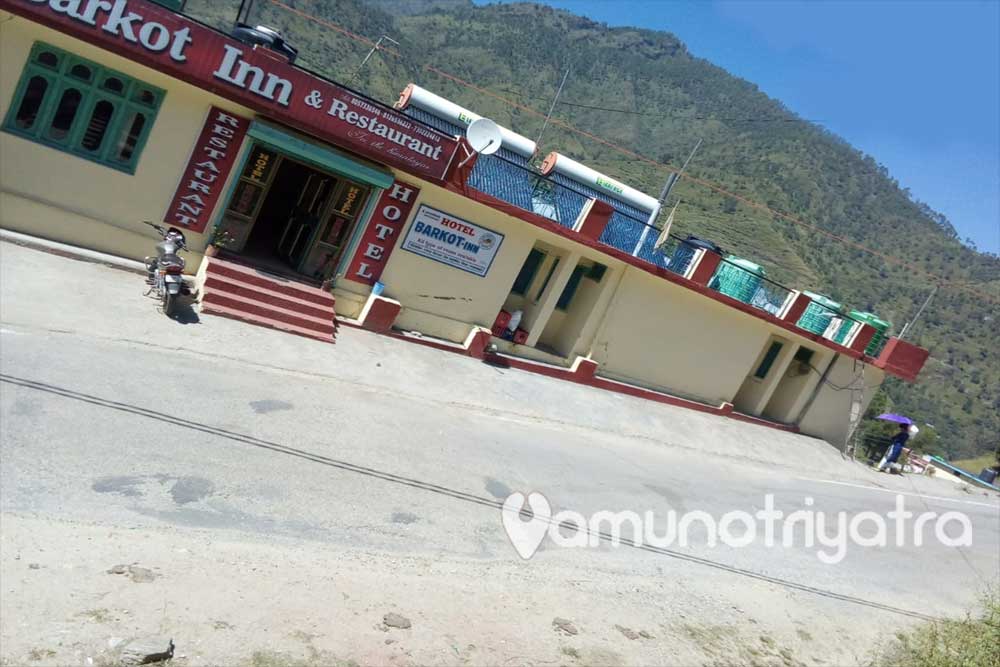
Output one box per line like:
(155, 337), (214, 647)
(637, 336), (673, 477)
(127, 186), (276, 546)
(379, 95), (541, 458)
(143, 221), (190, 317)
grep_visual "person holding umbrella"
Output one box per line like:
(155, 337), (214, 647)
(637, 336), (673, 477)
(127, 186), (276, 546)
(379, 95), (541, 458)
(875, 413), (917, 472)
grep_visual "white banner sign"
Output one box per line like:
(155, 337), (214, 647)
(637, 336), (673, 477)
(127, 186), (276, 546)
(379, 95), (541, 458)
(401, 205), (504, 277)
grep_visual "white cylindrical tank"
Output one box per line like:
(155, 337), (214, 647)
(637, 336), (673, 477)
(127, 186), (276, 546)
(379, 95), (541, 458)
(396, 83), (537, 159)
(540, 152), (659, 215)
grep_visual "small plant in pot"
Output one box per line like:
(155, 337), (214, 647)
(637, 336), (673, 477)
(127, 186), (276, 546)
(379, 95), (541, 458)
(206, 227), (236, 256)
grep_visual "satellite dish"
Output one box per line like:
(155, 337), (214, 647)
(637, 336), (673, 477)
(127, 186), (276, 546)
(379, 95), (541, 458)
(466, 118), (502, 156)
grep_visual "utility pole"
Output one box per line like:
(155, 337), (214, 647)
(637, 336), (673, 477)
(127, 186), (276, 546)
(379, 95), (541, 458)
(349, 35), (400, 84)
(844, 362), (866, 460)
(534, 68), (570, 148)
(898, 284), (939, 340)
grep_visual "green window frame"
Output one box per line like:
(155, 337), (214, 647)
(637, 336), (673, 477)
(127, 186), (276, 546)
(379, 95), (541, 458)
(2, 42), (164, 174)
(793, 347), (815, 365)
(535, 258), (560, 301)
(511, 248), (546, 296)
(754, 341), (784, 379)
(556, 265), (588, 311)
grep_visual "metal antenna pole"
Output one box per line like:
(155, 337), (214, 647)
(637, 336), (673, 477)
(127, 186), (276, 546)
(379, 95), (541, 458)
(678, 137), (702, 178)
(236, 0), (255, 25)
(635, 140), (702, 257)
(350, 35), (399, 83)
(898, 284), (938, 340)
(658, 138), (702, 207)
(535, 68), (570, 148)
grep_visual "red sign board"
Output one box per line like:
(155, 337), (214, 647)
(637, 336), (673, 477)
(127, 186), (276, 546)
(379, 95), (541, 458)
(2, 0), (459, 180)
(347, 180), (420, 285)
(164, 106), (249, 233)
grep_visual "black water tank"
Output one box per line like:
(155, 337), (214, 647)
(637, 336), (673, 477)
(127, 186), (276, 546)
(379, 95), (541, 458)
(230, 24), (299, 64)
(683, 235), (724, 254)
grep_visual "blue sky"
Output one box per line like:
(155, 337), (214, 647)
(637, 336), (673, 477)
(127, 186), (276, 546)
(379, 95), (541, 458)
(475, 0), (1000, 254)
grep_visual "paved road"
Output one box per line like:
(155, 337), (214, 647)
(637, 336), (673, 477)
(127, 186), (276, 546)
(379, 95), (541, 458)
(2, 241), (997, 665)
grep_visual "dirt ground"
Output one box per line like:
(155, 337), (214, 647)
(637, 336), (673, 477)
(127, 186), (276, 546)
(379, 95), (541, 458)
(1, 514), (890, 667)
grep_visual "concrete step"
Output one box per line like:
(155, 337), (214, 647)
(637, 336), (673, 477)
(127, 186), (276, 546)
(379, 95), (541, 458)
(205, 257), (335, 308)
(204, 274), (332, 322)
(202, 290), (335, 336)
(201, 301), (334, 343)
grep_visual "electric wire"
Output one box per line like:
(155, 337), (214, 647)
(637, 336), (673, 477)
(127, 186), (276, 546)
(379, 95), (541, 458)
(493, 87), (827, 123)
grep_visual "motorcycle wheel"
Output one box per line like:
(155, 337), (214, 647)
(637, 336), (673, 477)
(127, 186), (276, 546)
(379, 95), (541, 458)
(163, 291), (176, 317)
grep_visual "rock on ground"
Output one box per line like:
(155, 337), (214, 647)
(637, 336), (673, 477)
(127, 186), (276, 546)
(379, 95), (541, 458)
(119, 636), (174, 666)
(383, 612), (411, 630)
(553, 617), (578, 636)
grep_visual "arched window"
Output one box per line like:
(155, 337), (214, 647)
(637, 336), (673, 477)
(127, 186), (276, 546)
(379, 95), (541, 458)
(134, 89), (157, 106)
(47, 87), (83, 141)
(69, 64), (92, 82)
(103, 77), (125, 94)
(81, 99), (115, 151)
(36, 51), (59, 69)
(13, 76), (48, 130)
(115, 112), (147, 162)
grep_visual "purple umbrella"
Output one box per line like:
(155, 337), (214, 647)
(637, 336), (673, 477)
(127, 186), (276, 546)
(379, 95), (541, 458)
(876, 413), (915, 425)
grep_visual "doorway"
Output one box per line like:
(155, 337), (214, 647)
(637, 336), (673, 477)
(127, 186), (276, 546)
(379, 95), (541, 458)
(242, 158), (326, 262)
(218, 143), (372, 282)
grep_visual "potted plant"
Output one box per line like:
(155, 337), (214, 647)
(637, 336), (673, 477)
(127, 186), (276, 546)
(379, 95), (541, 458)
(205, 227), (235, 257)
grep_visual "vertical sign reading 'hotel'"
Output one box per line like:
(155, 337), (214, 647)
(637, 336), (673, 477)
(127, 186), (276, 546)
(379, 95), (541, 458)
(165, 106), (250, 233)
(346, 180), (420, 285)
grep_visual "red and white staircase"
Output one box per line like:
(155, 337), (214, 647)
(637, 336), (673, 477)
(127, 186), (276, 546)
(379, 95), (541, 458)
(200, 256), (338, 343)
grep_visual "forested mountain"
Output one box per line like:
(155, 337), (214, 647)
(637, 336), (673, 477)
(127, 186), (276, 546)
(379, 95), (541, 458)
(185, 0), (1000, 459)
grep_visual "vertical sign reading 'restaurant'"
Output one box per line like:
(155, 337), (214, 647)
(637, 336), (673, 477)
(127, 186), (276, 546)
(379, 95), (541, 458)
(165, 106), (250, 233)
(346, 180), (420, 285)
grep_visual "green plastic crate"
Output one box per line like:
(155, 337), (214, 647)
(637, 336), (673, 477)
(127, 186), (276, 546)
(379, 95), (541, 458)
(832, 317), (855, 344)
(797, 292), (842, 335)
(710, 257), (764, 303)
(849, 311), (891, 356)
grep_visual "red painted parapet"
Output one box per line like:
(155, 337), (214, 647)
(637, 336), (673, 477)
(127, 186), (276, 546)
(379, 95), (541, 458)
(571, 356), (599, 381)
(443, 138), (479, 193)
(782, 292), (812, 324)
(849, 324), (876, 354)
(688, 250), (723, 286)
(359, 295), (402, 334)
(874, 338), (930, 382)
(576, 199), (615, 241)
(464, 327), (492, 359)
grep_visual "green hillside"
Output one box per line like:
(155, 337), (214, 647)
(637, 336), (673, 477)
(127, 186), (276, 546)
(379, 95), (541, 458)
(184, 0), (1000, 458)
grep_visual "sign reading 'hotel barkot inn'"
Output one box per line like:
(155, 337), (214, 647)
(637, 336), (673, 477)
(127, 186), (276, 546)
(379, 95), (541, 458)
(401, 205), (504, 277)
